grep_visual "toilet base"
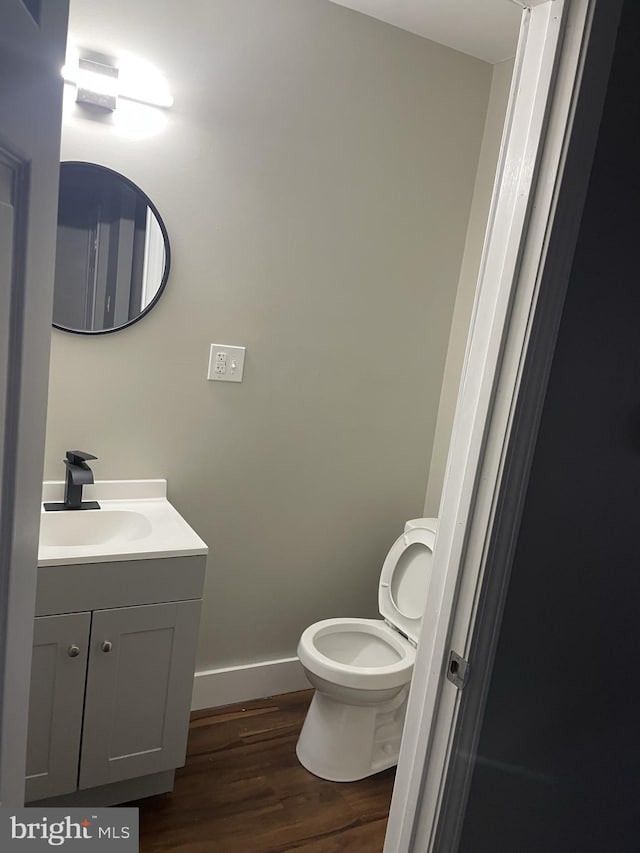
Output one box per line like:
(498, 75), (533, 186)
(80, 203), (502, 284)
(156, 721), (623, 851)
(296, 686), (409, 782)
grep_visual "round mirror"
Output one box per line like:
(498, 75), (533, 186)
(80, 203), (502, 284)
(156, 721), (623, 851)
(53, 162), (170, 334)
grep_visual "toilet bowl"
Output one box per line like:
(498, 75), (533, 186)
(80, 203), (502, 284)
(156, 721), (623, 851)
(296, 517), (437, 782)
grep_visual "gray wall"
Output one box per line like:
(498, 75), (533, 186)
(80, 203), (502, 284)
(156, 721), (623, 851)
(46, 0), (493, 671)
(424, 59), (514, 516)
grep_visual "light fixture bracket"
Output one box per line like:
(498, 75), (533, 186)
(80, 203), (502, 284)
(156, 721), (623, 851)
(76, 58), (119, 111)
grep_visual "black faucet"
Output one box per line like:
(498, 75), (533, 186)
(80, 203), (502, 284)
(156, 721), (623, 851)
(44, 450), (100, 511)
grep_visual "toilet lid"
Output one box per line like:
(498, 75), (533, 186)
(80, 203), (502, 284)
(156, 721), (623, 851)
(378, 525), (436, 644)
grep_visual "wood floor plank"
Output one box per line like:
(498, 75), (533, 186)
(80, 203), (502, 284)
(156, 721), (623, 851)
(280, 818), (390, 853)
(190, 706), (279, 727)
(132, 690), (395, 853)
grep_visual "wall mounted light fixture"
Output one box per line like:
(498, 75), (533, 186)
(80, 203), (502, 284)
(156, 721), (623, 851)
(62, 47), (174, 111)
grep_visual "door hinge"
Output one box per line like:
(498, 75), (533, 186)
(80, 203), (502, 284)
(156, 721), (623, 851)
(446, 650), (471, 690)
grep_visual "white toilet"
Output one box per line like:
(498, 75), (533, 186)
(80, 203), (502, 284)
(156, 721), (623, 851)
(296, 517), (437, 782)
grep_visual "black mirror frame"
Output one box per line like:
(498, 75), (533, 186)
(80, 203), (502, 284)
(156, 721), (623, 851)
(53, 161), (172, 336)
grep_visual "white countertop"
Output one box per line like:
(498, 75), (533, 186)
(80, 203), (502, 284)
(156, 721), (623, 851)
(39, 479), (208, 567)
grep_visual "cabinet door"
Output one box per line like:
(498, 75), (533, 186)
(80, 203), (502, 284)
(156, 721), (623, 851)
(79, 600), (201, 790)
(26, 612), (91, 802)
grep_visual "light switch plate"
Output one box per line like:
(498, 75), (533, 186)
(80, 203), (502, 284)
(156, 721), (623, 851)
(207, 344), (246, 382)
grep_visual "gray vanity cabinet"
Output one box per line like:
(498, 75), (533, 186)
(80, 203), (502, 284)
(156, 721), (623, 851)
(26, 613), (91, 802)
(27, 553), (206, 805)
(79, 600), (201, 790)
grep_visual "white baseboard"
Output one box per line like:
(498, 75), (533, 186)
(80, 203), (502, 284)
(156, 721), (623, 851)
(191, 655), (311, 711)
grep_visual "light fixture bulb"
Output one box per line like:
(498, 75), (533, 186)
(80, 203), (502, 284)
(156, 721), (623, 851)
(117, 55), (174, 108)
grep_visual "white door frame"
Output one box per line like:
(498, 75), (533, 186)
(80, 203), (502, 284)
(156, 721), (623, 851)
(384, 0), (621, 850)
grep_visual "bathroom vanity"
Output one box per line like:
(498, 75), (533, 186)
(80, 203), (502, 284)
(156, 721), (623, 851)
(26, 480), (207, 806)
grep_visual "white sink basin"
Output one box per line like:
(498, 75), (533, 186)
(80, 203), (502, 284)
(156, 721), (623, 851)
(39, 479), (208, 566)
(40, 509), (152, 548)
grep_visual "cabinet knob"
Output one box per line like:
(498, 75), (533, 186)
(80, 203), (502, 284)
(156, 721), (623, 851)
(101, 641), (113, 653)
(67, 645), (80, 658)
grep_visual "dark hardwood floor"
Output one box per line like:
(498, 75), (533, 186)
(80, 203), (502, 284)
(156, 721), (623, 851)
(131, 690), (395, 853)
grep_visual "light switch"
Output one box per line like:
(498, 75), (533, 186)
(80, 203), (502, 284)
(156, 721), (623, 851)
(207, 344), (246, 382)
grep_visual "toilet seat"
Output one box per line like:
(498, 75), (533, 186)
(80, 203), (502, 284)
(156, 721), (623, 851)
(379, 521), (436, 645)
(298, 617), (415, 690)
(298, 519), (436, 687)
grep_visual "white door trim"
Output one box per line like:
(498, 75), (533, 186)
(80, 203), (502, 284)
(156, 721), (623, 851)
(383, 0), (603, 849)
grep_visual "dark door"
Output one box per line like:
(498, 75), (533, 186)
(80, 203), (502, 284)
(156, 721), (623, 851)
(0, 0), (69, 804)
(437, 2), (640, 851)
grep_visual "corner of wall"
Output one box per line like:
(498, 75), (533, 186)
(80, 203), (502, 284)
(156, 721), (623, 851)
(423, 57), (516, 518)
